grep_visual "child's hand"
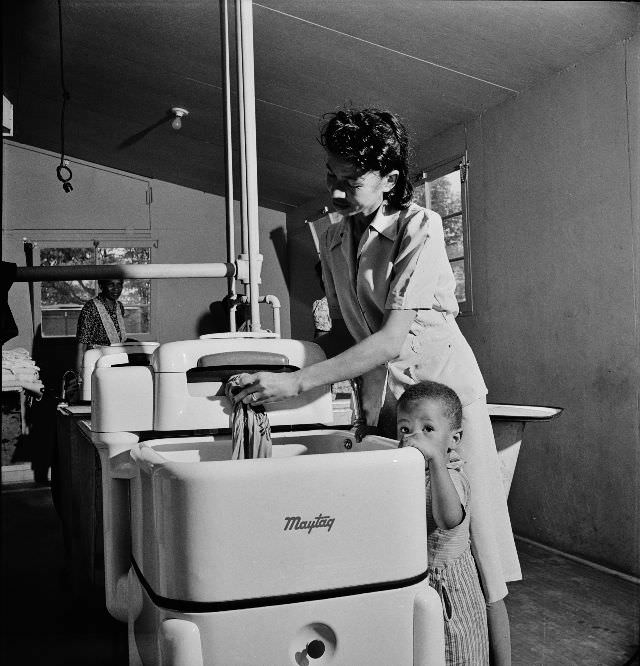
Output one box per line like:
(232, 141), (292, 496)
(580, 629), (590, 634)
(399, 431), (447, 464)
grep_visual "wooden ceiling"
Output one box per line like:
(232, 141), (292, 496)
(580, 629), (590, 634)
(3, 1), (639, 211)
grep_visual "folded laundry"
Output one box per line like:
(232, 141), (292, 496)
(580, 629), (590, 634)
(12, 371), (40, 382)
(2, 349), (38, 373)
(2, 360), (38, 369)
(2, 347), (31, 360)
(1, 376), (44, 396)
(20, 380), (45, 397)
(3, 365), (39, 376)
(2, 348), (44, 396)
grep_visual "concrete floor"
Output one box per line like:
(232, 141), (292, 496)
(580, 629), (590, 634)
(1, 484), (638, 665)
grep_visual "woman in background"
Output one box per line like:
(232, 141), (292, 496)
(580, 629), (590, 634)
(75, 278), (126, 378)
(232, 108), (519, 664)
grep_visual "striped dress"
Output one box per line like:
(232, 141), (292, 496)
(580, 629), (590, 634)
(426, 451), (489, 665)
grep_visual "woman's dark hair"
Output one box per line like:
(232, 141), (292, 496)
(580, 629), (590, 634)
(319, 108), (413, 209)
(397, 381), (463, 431)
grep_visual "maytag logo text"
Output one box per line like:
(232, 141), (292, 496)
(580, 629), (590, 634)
(283, 514), (335, 534)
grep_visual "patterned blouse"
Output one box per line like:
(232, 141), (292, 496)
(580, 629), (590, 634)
(76, 294), (125, 346)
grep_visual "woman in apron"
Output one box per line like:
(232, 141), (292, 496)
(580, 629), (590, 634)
(75, 278), (126, 378)
(232, 108), (520, 664)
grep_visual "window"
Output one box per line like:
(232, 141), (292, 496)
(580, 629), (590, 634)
(38, 242), (153, 338)
(413, 155), (472, 313)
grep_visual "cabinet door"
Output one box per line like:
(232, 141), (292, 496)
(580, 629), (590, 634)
(3, 143), (151, 231)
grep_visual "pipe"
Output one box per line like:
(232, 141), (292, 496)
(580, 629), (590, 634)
(235, 0), (250, 329)
(238, 0), (261, 331)
(14, 263), (235, 282)
(235, 1), (249, 271)
(236, 293), (280, 336)
(263, 294), (281, 336)
(219, 0), (236, 332)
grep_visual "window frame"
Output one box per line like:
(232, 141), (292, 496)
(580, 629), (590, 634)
(35, 239), (156, 340)
(415, 153), (474, 315)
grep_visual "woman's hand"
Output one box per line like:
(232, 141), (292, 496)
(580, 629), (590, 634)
(230, 371), (303, 406)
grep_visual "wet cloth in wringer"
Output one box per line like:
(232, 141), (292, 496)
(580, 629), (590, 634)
(225, 376), (272, 459)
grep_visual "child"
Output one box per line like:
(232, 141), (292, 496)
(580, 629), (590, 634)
(397, 381), (489, 665)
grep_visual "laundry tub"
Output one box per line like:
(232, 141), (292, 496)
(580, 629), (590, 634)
(126, 430), (445, 665)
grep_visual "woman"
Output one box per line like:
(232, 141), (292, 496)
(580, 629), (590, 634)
(233, 108), (520, 664)
(75, 278), (126, 375)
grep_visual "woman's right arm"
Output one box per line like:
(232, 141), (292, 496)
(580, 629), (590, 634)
(75, 303), (90, 375)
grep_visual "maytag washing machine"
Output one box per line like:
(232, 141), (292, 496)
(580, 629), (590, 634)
(89, 334), (444, 665)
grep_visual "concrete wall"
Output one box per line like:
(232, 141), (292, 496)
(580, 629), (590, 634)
(287, 36), (639, 576)
(418, 38), (639, 576)
(2, 141), (290, 352)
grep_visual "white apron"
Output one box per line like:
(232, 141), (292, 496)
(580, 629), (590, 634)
(93, 297), (126, 345)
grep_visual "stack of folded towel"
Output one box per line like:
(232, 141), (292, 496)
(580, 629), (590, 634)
(2, 348), (44, 396)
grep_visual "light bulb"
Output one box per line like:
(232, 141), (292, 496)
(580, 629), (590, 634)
(170, 107), (189, 131)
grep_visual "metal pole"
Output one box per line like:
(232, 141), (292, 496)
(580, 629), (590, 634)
(219, 0), (237, 332)
(235, 0), (251, 331)
(238, 0), (261, 331)
(14, 263), (235, 282)
(235, 1), (249, 260)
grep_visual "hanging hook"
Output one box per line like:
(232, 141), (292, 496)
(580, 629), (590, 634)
(56, 162), (73, 193)
(57, 0), (73, 193)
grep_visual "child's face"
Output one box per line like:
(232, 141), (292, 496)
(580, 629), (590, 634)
(396, 398), (461, 454)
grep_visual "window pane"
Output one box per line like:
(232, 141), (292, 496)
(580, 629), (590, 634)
(97, 247), (151, 265)
(450, 259), (466, 303)
(415, 160), (470, 313)
(124, 305), (149, 334)
(40, 247), (96, 337)
(443, 214), (464, 261)
(40, 245), (152, 336)
(427, 171), (461, 218)
(41, 308), (82, 337)
(40, 247), (96, 307)
(412, 181), (426, 207)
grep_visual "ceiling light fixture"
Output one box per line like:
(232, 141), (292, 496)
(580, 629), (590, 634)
(171, 107), (189, 130)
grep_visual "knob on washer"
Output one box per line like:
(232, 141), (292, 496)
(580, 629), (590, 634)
(306, 639), (326, 659)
